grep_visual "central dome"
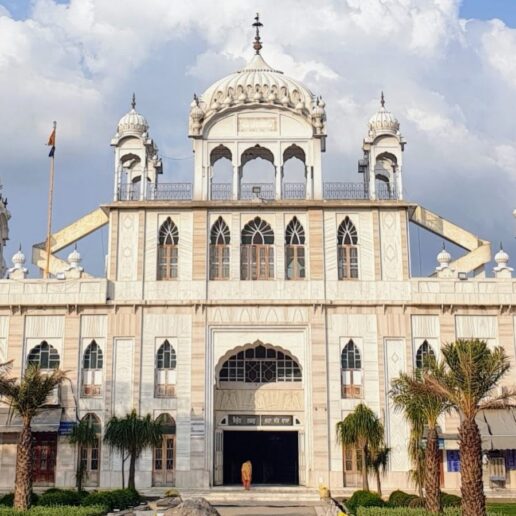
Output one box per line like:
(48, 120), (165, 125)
(199, 53), (315, 115)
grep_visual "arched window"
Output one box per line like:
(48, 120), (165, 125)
(341, 340), (362, 398)
(80, 414), (101, 486)
(210, 217), (230, 280)
(415, 340), (436, 369)
(155, 340), (177, 398)
(285, 217), (305, 280)
(27, 341), (60, 369)
(337, 217), (358, 280)
(241, 217), (274, 280)
(219, 344), (302, 383)
(158, 218), (179, 280)
(82, 341), (103, 397)
(153, 414), (176, 486)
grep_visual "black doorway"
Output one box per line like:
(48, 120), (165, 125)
(223, 430), (299, 485)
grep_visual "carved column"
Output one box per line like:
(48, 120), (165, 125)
(232, 165), (240, 200)
(275, 165), (283, 200)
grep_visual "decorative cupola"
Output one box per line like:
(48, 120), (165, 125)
(189, 14), (326, 201)
(8, 246), (28, 279)
(435, 243), (454, 278)
(111, 94), (162, 201)
(493, 243), (513, 278)
(64, 245), (84, 279)
(360, 92), (406, 200)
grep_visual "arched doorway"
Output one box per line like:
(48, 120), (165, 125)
(214, 341), (305, 486)
(80, 413), (101, 487)
(153, 414), (176, 486)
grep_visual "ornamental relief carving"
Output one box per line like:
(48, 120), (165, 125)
(215, 389), (304, 411)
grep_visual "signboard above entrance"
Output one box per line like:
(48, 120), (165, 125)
(228, 415), (293, 427)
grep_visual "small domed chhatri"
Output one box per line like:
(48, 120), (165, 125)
(436, 243), (452, 271)
(368, 92), (400, 137)
(116, 94), (149, 137)
(189, 13), (325, 137)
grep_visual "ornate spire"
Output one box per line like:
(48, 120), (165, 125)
(131, 93), (136, 110)
(252, 13), (263, 54)
(380, 91), (385, 108)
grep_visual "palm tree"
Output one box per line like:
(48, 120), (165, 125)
(104, 409), (163, 491)
(425, 339), (514, 516)
(0, 363), (66, 510)
(390, 363), (451, 514)
(336, 403), (384, 491)
(69, 417), (99, 492)
(367, 446), (390, 496)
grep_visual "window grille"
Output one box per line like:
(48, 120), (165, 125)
(158, 218), (179, 280)
(27, 341), (60, 369)
(415, 340), (436, 369)
(241, 217), (274, 280)
(285, 217), (306, 280)
(155, 341), (177, 397)
(337, 217), (358, 279)
(341, 340), (362, 398)
(219, 344), (302, 383)
(210, 217), (230, 280)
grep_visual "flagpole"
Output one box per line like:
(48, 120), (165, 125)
(44, 121), (56, 279)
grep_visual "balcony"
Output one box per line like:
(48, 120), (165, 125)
(118, 183), (193, 201)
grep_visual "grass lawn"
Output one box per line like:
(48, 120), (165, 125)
(487, 504), (516, 515)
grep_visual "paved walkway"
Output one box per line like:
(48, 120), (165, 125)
(216, 505), (318, 515)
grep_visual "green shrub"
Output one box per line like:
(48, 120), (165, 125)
(440, 492), (461, 507)
(0, 506), (106, 516)
(357, 508), (500, 516)
(37, 489), (83, 506)
(387, 490), (418, 507)
(81, 488), (140, 511)
(348, 490), (385, 513)
(0, 492), (39, 507)
(408, 497), (425, 508)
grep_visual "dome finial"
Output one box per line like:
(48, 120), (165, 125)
(131, 93), (136, 110)
(380, 91), (385, 108)
(252, 12), (263, 54)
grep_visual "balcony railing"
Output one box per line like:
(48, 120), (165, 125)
(211, 183), (232, 200)
(283, 183), (306, 199)
(118, 183), (193, 201)
(240, 183), (275, 200)
(323, 182), (369, 200)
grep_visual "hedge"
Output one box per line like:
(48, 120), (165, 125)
(0, 493), (39, 508)
(81, 488), (140, 511)
(0, 507), (106, 516)
(357, 508), (499, 516)
(387, 490), (418, 507)
(37, 489), (84, 507)
(347, 490), (385, 513)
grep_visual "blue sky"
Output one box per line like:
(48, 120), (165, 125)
(0, 0), (516, 277)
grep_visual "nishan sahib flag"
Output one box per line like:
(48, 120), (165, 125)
(47, 127), (55, 157)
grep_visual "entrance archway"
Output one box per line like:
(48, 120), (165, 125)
(213, 341), (305, 486)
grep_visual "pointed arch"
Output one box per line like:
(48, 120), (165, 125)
(241, 217), (274, 280)
(82, 340), (103, 397)
(219, 343), (302, 383)
(27, 341), (60, 369)
(155, 340), (176, 398)
(158, 217), (179, 280)
(210, 217), (230, 280)
(285, 217), (306, 280)
(341, 339), (362, 398)
(337, 217), (359, 280)
(415, 340), (436, 369)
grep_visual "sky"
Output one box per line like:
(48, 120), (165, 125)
(0, 0), (515, 277)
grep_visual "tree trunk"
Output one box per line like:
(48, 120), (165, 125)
(14, 419), (33, 510)
(425, 425), (441, 514)
(76, 446), (82, 492)
(128, 451), (136, 491)
(375, 469), (382, 497)
(459, 417), (486, 516)
(121, 452), (126, 489)
(361, 446), (369, 491)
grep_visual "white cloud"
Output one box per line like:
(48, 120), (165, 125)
(0, 0), (515, 274)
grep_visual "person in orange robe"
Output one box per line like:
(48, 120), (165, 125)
(241, 460), (252, 490)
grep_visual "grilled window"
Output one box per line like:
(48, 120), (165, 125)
(219, 344), (302, 383)
(341, 340), (362, 398)
(83, 341), (103, 369)
(241, 217), (274, 280)
(155, 341), (176, 398)
(27, 341), (60, 369)
(210, 217), (230, 280)
(337, 217), (359, 280)
(285, 217), (305, 280)
(158, 217), (179, 280)
(415, 340), (436, 369)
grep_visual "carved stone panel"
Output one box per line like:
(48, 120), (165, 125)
(215, 389), (304, 412)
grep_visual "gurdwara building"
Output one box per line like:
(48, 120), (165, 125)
(0, 20), (516, 494)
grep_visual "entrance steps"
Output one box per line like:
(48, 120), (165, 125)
(142, 486), (322, 504)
